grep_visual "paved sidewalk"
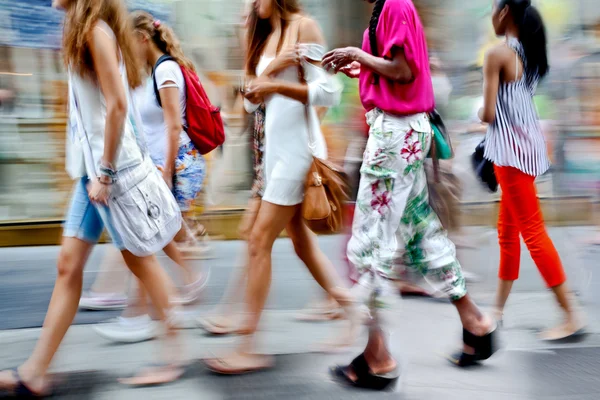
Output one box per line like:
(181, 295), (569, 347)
(0, 227), (599, 399)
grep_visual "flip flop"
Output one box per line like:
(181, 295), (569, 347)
(295, 307), (344, 322)
(204, 355), (274, 375)
(539, 328), (587, 343)
(196, 316), (240, 335)
(118, 363), (185, 387)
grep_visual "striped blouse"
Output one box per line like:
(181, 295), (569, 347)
(484, 38), (550, 177)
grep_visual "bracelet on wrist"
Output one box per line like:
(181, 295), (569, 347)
(97, 176), (115, 185)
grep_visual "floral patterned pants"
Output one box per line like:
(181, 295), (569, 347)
(347, 109), (467, 302)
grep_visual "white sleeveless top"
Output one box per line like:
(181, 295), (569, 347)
(66, 21), (143, 179)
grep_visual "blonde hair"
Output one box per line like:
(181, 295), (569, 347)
(131, 11), (196, 73)
(63, 0), (141, 88)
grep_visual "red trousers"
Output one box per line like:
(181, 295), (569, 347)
(495, 166), (566, 287)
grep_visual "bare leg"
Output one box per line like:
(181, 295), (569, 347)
(0, 238), (93, 395)
(494, 279), (514, 322)
(242, 202), (297, 334)
(285, 210), (360, 346)
(204, 201), (297, 373)
(89, 246), (129, 295)
(539, 283), (585, 340)
(118, 251), (183, 386)
(163, 240), (195, 285)
(198, 199), (259, 334)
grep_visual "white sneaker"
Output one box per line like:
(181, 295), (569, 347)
(171, 269), (211, 306)
(172, 309), (199, 330)
(79, 292), (128, 311)
(93, 315), (158, 343)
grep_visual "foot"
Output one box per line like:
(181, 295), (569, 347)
(492, 308), (504, 327)
(93, 315), (158, 343)
(179, 226), (214, 260)
(296, 298), (344, 322)
(0, 367), (49, 397)
(119, 364), (184, 387)
(204, 352), (274, 375)
(316, 303), (368, 352)
(539, 319), (586, 341)
(79, 291), (128, 311)
(171, 309), (200, 330)
(171, 271), (211, 306)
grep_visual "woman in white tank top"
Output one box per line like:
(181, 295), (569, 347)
(0, 0), (184, 394)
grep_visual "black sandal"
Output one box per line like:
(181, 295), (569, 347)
(11, 369), (44, 398)
(330, 353), (399, 391)
(448, 327), (497, 368)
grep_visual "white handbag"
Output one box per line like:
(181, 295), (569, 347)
(68, 73), (181, 257)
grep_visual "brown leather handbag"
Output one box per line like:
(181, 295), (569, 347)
(298, 66), (349, 234)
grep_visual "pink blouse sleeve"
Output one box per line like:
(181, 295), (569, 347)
(379, 1), (410, 59)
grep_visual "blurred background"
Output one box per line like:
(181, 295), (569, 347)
(1, 0), (599, 244)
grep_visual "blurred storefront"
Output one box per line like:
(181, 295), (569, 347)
(0, 0), (599, 225)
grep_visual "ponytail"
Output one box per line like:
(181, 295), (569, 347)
(500, 0), (549, 79)
(368, 0), (386, 84)
(131, 11), (196, 73)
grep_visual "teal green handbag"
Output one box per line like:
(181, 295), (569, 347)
(426, 110), (453, 182)
(427, 110), (453, 160)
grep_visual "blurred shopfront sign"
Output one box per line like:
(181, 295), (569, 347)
(0, 0), (171, 49)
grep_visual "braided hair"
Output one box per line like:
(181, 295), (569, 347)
(368, 0), (387, 83)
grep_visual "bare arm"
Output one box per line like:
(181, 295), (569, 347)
(354, 46), (413, 82)
(89, 26), (128, 168)
(158, 85), (182, 179)
(270, 18), (328, 104)
(479, 47), (502, 124)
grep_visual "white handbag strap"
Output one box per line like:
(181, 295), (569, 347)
(68, 74), (97, 180)
(68, 65), (149, 180)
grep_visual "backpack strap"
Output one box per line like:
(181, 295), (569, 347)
(152, 54), (176, 108)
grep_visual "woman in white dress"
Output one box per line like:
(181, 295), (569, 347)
(205, 0), (361, 374)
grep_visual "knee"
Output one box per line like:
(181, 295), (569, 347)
(248, 230), (272, 261)
(287, 224), (313, 261)
(57, 248), (84, 285)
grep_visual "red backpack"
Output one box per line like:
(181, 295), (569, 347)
(153, 55), (225, 155)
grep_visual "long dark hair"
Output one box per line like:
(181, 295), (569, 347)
(499, 0), (549, 79)
(245, 0), (302, 76)
(368, 0), (387, 84)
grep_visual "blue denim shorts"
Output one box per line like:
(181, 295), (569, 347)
(63, 177), (125, 250)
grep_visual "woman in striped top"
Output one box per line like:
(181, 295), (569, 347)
(481, 0), (585, 340)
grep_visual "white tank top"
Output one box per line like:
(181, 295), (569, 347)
(66, 20), (143, 178)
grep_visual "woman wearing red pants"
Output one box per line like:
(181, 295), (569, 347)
(480, 0), (585, 340)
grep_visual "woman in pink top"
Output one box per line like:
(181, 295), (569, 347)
(323, 0), (497, 389)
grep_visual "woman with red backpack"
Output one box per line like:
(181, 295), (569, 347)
(86, 12), (214, 344)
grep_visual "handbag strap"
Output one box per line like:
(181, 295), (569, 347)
(69, 74), (98, 180)
(68, 63), (148, 179)
(429, 114), (440, 183)
(290, 18), (318, 157)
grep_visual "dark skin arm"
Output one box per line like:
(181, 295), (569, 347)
(479, 45), (503, 124)
(322, 46), (413, 83)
